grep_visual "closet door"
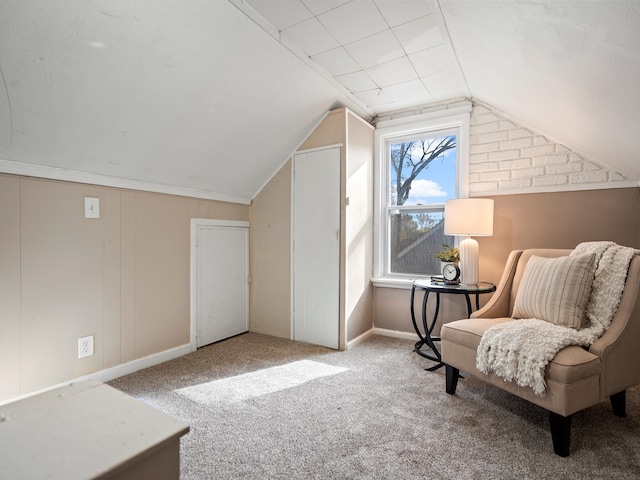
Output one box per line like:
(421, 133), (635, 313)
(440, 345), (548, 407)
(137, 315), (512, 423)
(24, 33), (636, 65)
(292, 147), (340, 349)
(193, 220), (249, 348)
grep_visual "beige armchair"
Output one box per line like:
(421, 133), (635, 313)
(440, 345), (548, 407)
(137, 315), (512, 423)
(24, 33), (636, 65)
(441, 248), (640, 456)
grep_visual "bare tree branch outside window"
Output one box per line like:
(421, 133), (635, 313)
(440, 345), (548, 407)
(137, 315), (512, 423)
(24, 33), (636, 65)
(391, 136), (456, 206)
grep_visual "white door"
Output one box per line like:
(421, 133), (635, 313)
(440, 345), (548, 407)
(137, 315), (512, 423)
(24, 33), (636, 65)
(293, 147), (340, 349)
(193, 220), (249, 348)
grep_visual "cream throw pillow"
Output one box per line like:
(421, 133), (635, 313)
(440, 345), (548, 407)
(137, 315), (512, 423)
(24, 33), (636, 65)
(512, 254), (596, 329)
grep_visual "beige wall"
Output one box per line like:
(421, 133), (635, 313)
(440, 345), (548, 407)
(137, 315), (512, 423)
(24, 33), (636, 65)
(0, 174), (248, 401)
(479, 187), (640, 284)
(345, 113), (374, 341)
(249, 162), (292, 339)
(299, 110), (345, 150)
(250, 108), (374, 347)
(250, 110), (346, 343)
(373, 187), (640, 335)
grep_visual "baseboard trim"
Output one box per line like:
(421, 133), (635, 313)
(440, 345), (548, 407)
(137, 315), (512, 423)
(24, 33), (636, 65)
(372, 327), (417, 341)
(0, 343), (192, 406)
(3, 330), (419, 405)
(90, 343), (193, 383)
(346, 327), (416, 349)
(345, 329), (374, 349)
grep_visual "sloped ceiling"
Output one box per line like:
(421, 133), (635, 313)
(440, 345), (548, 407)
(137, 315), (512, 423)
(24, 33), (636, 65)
(0, 0), (366, 203)
(0, 1), (638, 203)
(440, 0), (640, 181)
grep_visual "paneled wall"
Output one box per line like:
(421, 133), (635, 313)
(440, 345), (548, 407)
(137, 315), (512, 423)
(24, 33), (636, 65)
(0, 174), (248, 401)
(249, 162), (292, 339)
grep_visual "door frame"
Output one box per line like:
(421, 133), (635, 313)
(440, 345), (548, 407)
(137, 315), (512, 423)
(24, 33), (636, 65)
(190, 218), (250, 351)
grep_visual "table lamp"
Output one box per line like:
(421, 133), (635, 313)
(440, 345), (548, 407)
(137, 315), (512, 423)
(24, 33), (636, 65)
(444, 198), (494, 285)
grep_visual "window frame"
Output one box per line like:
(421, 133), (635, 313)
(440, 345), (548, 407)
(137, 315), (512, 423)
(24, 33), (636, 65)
(373, 110), (470, 288)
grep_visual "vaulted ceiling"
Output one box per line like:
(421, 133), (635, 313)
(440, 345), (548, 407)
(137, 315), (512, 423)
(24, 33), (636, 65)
(0, 1), (638, 203)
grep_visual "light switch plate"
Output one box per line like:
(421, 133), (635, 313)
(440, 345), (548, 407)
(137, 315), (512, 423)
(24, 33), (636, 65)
(84, 197), (100, 218)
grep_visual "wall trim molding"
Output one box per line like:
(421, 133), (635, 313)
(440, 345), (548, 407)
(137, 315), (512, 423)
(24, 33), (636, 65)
(0, 343), (192, 407)
(470, 182), (639, 197)
(296, 143), (344, 155)
(346, 327), (417, 348)
(374, 100), (473, 129)
(345, 329), (374, 349)
(0, 158), (251, 205)
(2, 328), (420, 405)
(372, 327), (417, 341)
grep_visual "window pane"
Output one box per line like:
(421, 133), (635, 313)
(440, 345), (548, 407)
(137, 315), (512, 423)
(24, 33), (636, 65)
(386, 131), (457, 276)
(389, 211), (455, 275)
(389, 135), (457, 206)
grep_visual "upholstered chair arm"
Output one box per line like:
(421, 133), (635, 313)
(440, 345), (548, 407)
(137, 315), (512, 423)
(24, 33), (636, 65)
(589, 254), (640, 400)
(472, 250), (523, 319)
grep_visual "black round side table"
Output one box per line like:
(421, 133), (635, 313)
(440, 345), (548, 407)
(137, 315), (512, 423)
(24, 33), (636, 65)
(410, 280), (496, 371)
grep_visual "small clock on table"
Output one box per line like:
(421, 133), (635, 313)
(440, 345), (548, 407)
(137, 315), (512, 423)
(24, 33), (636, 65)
(442, 263), (461, 285)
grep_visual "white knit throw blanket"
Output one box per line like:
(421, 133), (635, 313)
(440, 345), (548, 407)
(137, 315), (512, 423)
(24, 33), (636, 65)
(476, 241), (638, 396)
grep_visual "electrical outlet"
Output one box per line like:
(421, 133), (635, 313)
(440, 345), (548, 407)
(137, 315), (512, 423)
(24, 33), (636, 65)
(78, 335), (94, 359)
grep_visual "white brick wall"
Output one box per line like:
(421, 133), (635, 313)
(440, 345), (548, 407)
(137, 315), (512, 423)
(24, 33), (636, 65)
(469, 102), (635, 195)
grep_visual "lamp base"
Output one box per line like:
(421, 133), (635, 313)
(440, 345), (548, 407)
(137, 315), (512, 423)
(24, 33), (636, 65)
(459, 236), (479, 285)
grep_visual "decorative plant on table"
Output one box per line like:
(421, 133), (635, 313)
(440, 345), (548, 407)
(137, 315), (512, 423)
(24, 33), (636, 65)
(436, 244), (460, 263)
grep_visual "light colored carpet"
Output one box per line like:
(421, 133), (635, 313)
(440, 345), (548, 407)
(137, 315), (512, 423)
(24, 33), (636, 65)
(108, 333), (640, 479)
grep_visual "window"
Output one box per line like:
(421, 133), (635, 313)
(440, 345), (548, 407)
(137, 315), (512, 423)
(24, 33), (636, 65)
(374, 112), (470, 285)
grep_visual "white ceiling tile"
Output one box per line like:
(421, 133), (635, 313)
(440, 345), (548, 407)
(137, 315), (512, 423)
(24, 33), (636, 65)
(281, 17), (339, 56)
(319, 0), (388, 45)
(409, 44), (457, 77)
(422, 68), (464, 92)
(302, 0), (351, 16)
(335, 70), (378, 92)
(366, 56), (418, 87)
(374, 0), (433, 28)
(245, 0), (313, 31)
(353, 87), (393, 106)
(311, 47), (360, 76)
(374, 102), (406, 114)
(393, 15), (444, 54)
(382, 79), (432, 103)
(428, 86), (468, 103)
(345, 29), (404, 69)
(421, 69), (470, 101)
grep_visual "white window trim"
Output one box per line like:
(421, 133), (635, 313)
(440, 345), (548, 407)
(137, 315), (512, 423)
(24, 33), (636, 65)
(372, 109), (471, 288)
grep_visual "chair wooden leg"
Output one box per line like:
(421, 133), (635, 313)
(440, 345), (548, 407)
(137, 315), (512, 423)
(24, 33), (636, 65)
(445, 364), (459, 395)
(549, 412), (571, 457)
(611, 390), (626, 417)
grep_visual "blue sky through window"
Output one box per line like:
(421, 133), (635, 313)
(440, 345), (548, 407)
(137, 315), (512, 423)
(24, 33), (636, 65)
(389, 135), (457, 206)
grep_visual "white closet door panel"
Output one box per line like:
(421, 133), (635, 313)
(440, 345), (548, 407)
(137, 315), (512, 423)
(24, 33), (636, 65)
(293, 148), (340, 349)
(196, 225), (248, 348)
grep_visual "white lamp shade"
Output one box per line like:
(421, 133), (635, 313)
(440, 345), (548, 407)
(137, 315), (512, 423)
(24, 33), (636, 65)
(444, 198), (494, 236)
(444, 198), (494, 285)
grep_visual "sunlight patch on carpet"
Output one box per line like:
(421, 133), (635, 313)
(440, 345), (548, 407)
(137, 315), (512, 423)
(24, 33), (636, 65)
(175, 360), (348, 405)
